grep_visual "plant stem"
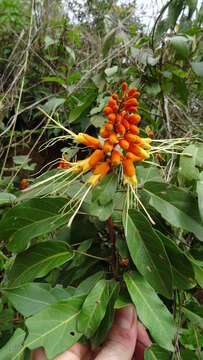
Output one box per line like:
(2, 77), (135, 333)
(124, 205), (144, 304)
(108, 215), (118, 279)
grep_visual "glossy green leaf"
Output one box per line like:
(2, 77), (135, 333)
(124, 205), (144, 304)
(0, 192), (16, 206)
(156, 231), (195, 290)
(104, 66), (118, 77)
(197, 172), (203, 222)
(169, 35), (191, 59)
(136, 166), (163, 186)
(75, 271), (105, 295)
(193, 265), (203, 287)
(41, 97), (66, 113)
(124, 210), (173, 298)
(3, 283), (74, 316)
(179, 144), (200, 181)
(6, 241), (74, 287)
(191, 62), (203, 77)
(22, 295), (85, 360)
(144, 182), (203, 241)
(168, 0), (184, 28)
(77, 279), (109, 338)
(92, 173), (118, 205)
(88, 200), (114, 221)
(91, 280), (120, 349)
(144, 344), (171, 360)
(69, 93), (96, 123)
(0, 197), (70, 252)
(0, 328), (25, 360)
(182, 303), (203, 328)
(124, 272), (176, 351)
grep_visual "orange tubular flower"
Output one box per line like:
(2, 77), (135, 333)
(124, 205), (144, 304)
(21, 178), (28, 189)
(100, 127), (110, 138)
(104, 141), (113, 154)
(109, 133), (118, 145)
(121, 82), (128, 96)
(119, 139), (129, 150)
(105, 123), (113, 132)
(76, 133), (101, 149)
(104, 106), (113, 115)
(89, 149), (104, 168)
(112, 150), (121, 167)
(65, 82), (151, 189)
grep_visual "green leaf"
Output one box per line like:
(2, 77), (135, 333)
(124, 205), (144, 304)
(88, 200), (114, 221)
(23, 295), (85, 360)
(169, 35), (191, 59)
(182, 303), (203, 328)
(145, 83), (161, 97)
(65, 46), (75, 62)
(41, 97), (66, 113)
(104, 66), (118, 77)
(168, 0), (184, 28)
(69, 93), (96, 123)
(0, 192), (16, 206)
(197, 172), (203, 222)
(144, 182), (203, 241)
(191, 62), (203, 77)
(136, 166), (163, 186)
(179, 144), (200, 181)
(90, 115), (106, 128)
(193, 265), (203, 287)
(77, 279), (109, 338)
(156, 231), (195, 290)
(0, 197), (70, 252)
(92, 173), (118, 206)
(124, 210), (173, 298)
(75, 271), (105, 295)
(91, 280), (120, 349)
(6, 241), (73, 287)
(0, 328), (26, 360)
(186, 0), (198, 19)
(124, 272), (176, 351)
(144, 344), (171, 360)
(3, 283), (74, 316)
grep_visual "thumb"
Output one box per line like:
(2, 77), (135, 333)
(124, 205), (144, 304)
(95, 305), (137, 360)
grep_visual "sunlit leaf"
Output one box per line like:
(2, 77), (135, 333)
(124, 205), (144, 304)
(0, 328), (25, 360)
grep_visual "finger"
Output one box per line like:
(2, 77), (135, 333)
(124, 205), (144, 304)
(96, 304), (137, 360)
(133, 321), (152, 359)
(55, 343), (91, 360)
(30, 348), (47, 360)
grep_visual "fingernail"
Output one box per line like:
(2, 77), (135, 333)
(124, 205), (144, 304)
(114, 305), (134, 330)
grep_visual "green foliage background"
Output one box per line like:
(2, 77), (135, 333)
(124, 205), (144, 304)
(0, 0), (202, 359)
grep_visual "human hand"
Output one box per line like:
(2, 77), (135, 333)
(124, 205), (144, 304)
(31, 305), (151, 360)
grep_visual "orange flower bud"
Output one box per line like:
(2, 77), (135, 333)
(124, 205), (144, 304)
(126, 152), (143, 162)
(89, 149), (104, 168)
(129, 143), (150, 159)
(104, 141), (113, 154)
(125, 133), (139, 143)
(116, 123), (125, 135)
(93, 161), (110, 180)
(109, 132), (118, 145)
(129, 124), (139, 135)
(146, 127), (154, 138)
(134, 91), (140, 97)
(119, 139), (129, 150)
(108, 98), (117, 108)
(111, 150), (121, 167)
(76, 133), (101, 149)
(126, 106), (138, 113)
(108, 113), (116, 122)
(105, 122), (113, 132)
(113, 105), (119, 113)
(121, 82), (128, 95)
(100, 127), (110, 138)
(21, 178), (28, 189)
(123, 158), (135, 177)
(122, 118), (130, 130)
(128, 114), (141, 124)
(115, 114), (122, 123)
(125, 98), (138, 107)
(127, 87), (137, 97)
(156, 152), (164, 162)
(120, 110), (126, 118)
(112, 93), (119, 101)
(104, 106), (113, 115)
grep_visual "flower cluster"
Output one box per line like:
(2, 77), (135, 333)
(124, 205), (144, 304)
(65, 82), (152, 187)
